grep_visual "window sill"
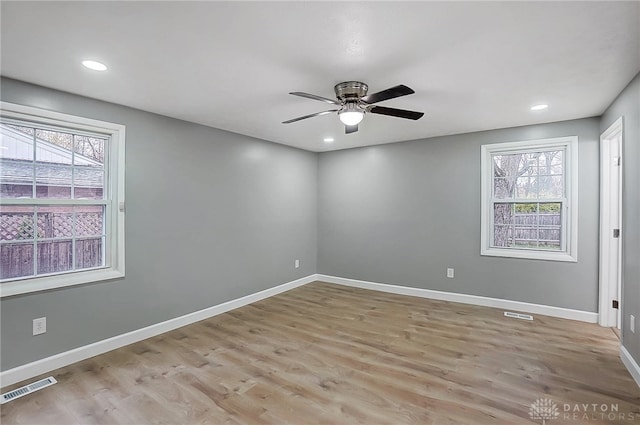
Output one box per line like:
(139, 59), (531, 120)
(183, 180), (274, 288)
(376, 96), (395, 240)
(481, 247), (577, 262)
(0, 268), (124, 298)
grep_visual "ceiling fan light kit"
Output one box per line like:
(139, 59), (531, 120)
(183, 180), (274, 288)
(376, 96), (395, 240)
(283, 81), (424, 134)
(338, 103), (365, 126)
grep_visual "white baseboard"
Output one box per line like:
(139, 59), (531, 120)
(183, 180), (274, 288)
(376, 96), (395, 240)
(317, 274), (598, 323)
(621, 345), (640, 389)
(0, 274), (318, 388)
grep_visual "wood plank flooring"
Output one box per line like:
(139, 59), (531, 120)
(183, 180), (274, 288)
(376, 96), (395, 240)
(1, 281), (639, 424)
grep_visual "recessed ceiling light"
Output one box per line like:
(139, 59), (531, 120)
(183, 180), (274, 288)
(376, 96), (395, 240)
(82, 60), (107, 71)
(323, 137), (334, 143)
(530, 104), (548, 111)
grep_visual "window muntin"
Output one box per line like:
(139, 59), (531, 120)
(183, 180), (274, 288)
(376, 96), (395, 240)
(481, 137), (577, 262)
(0, 102), (124, 296)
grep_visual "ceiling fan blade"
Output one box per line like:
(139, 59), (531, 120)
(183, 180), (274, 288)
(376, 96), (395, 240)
(361, 85), (415, 104)
(282, 109), (339, 124)
(368, 106), (424, 120)
(345, 124), (358, 134)
(289, 92), (341, 105)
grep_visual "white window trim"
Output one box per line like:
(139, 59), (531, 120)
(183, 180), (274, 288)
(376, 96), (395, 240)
(0, 102), (125, 297)
(480, 136), (578, 262)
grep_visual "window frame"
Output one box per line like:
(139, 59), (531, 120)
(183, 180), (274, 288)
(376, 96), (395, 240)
(0, 102), (125, 297)
(480, 136), (578, 262)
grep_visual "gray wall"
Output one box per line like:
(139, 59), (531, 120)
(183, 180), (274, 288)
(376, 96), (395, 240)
(0, 78), (318, 371)
(1, 75), (631, 374)
(318, 118), (601, 312)
(601, 72), (640, 365)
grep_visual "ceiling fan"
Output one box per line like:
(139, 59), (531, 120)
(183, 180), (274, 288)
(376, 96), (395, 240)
(282, 81), (424, 134)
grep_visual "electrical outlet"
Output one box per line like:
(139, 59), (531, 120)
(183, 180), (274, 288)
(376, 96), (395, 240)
(33, 317), (46, 336)
(294, 259), (300, 269)
(631, 315), (636, 333)
(447, 268), (454, 278)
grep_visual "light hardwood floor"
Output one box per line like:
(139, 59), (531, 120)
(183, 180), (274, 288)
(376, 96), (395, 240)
(1, 282), (639, 424)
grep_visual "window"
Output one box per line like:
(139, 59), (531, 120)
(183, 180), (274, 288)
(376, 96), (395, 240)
(480, 136), (578, 262)
(0, 102), (125, 296)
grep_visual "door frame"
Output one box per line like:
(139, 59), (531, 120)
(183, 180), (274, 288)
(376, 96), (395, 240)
(599, 117), (623, 328)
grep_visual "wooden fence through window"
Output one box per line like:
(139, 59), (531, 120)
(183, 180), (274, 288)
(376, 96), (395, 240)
(1, 238), (103, 279)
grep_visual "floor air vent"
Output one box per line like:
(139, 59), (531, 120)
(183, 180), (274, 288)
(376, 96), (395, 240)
(504, 311), (533, 321)
(1, 376), (57, 404)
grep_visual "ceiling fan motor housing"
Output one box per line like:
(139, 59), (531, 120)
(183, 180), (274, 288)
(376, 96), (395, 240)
(334, 81), (368, 102)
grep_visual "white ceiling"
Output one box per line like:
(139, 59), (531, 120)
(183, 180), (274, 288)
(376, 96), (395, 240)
(1, 2), (639, 152)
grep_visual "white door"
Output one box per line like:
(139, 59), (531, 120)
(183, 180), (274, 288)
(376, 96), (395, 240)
(599, 118), (623, 328)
